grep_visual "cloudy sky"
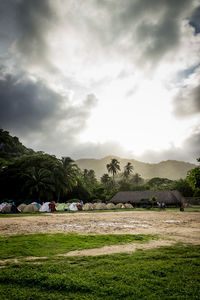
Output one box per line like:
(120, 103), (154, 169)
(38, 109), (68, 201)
(0, 0), (200, 163)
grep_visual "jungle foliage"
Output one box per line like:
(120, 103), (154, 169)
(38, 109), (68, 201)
(0, 129), (198, 204)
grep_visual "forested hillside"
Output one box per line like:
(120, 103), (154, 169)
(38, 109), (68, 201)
(0, 129), (35, 164)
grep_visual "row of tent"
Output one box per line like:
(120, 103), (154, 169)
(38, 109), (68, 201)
(0, 202), (81, 213)
(0, 201), (134, 213)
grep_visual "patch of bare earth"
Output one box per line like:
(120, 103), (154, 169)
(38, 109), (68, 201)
(0, 211), (199, 259)
(0, 239), (175, 265)
(61, 239), (176, 257)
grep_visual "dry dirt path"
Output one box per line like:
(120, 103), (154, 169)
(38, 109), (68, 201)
(0, 239), (176, 266)
(0, 211), (199, 261)
(0, 211), (199, 245)
(62, 239), (176, 257)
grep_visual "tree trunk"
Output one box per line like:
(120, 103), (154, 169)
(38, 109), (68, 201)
(57, 190), (60, 202)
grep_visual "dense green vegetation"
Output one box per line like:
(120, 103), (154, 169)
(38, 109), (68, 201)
(0, 233), (157, 259)
(0, 129), (35, 165)
(0, 243), (199, 299)
(0, 129), (199, 204)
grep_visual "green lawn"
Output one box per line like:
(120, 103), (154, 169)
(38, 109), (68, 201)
(0, 233), (158, 259)
(0, 244), (199, 299)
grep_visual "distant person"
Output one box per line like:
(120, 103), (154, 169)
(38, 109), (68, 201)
(77, 204), (82, 211)
(11, 202), (19, 214)
(49, 201), (56, 212)
(180, 203), (184, 211)
(157, 202), (161, 208)
(162, 202), (166, 209)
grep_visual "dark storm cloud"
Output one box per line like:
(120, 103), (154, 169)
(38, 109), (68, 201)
(0, 0), (57, 71)
(0, 0), (199, 162)
(0, 71), (97, 138)
(183, 128), (200, 160)
(0, 0), (197, 69)
(0, 73), (60, 133)
(15, 0), (54, 67)
(93, 0), (195, 66)
(0, 1), (19, 53)
(189, 6), (200, 34)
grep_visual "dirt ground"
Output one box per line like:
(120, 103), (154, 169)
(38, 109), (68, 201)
(0, 211), (200, 245)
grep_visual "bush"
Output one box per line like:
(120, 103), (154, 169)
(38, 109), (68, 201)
(68, 198), (81, 203)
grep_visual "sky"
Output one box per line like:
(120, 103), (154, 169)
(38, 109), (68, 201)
(0, 0), (200, 163)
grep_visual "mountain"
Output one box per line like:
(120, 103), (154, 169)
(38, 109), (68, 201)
(76, 155), (197, 180)
(1, 129), (196, 180)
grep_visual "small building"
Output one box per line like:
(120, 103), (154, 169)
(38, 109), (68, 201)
(110, 190), (185, 207)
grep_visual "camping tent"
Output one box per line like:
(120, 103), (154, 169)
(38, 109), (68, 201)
(56, 203), (66, 211)
(17, 204), (26, 212)
(31, 202), (41, 208)
(115, 203), (125, 209)
(0, 202), (8, 212)
(94, 203), (107, 210)
(124, 203), (134, 209)
(83, 203), (94, 211)
(1, 204), (12, 213)
(39, 202), (51, 212)
(23, 204), (40, 212)
(69, 203), (78, 211)
(106, 203), (116, 210)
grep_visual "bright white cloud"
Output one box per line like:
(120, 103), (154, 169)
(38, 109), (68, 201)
(0, 0), (200, 162)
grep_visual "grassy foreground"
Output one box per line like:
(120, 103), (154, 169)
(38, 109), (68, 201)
(0, 233), (157, 259)
(0, 244), (199, 299)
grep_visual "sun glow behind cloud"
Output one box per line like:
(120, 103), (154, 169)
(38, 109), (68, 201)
(80, 76), (192, 155)
(0, 0), (199, 162)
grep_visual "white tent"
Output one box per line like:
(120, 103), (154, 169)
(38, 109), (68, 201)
(0, 202), (8, 212)
(69, 203), (78, 211)
(39, 202), (51, 212)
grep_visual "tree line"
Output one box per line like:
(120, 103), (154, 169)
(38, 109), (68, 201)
(0, 129), (199, 204)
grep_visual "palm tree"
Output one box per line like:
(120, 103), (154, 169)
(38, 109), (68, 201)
(22, 167), (54, 201)
(106, 159), (120, 183)
(123, 162), (134, 181)
(83, 169), (89, 181)
(101, 173), (111, 186)
(132, 173), (143, 185)
(52, 163), (70, 202)
(83, 169), (97, 184)
(60, 156), (78, 195)
(61, 157), (76, 169)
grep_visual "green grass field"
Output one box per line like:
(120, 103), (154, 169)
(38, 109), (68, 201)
(0, 233), (157, 259)
(0, 233), (200, 299)
(0, 244), (199, 299)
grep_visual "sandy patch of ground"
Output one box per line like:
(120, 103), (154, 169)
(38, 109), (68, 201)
(0, 211), (199, 245)
(62, 239), (176, 257)
(0, 239), (176, 265)
(0, 211), (199, 259)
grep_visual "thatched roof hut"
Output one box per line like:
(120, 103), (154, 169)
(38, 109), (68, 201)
(110, 190), (185, 206)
